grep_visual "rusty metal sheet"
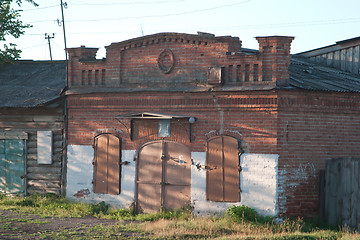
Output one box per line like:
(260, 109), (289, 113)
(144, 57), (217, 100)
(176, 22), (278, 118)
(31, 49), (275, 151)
(206, 137), (224, 201)
(223, 136), (240, 202)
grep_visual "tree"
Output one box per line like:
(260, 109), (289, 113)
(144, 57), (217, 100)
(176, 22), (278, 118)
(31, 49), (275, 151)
(0, 0), (38, 63)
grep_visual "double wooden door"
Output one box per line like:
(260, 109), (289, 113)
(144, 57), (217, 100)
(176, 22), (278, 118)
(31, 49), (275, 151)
(136, 140), (191, 213)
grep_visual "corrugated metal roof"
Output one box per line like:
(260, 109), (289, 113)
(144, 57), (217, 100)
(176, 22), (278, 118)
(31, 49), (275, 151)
(0, 60), (66, 107)
(289, 56), (360, 93)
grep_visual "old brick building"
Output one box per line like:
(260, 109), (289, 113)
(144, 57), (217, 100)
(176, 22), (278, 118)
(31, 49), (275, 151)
(65, 32), (360, 217)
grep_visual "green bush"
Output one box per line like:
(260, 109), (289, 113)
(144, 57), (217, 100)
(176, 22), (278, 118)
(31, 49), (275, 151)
(90, 201), (109, 215)
(227, 205), (273, 224)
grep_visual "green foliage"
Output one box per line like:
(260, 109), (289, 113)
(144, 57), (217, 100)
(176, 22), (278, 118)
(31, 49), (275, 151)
(0, 196), (359, 239)
(227, 205), (273, 224)
(134, 207), (193, 222)
(0, 0), (38, 63)
(89, 201), (109, 215)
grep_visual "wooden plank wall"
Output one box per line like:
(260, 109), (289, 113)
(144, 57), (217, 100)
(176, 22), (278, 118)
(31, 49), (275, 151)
(27, 130), (64, 195)
(324, 157), (360, 229)
(0, 107), (65, 196)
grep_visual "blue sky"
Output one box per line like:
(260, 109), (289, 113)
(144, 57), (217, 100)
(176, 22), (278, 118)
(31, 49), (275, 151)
(6, 0), (360, 60)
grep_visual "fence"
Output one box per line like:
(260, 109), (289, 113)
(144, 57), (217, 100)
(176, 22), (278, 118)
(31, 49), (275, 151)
(324, 157), (360, 229)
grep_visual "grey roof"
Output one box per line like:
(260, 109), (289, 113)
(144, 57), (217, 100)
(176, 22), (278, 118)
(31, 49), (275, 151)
(289, 56), (360, 93)
(0, 60), (66, 107)
(1, 56), (359, 109)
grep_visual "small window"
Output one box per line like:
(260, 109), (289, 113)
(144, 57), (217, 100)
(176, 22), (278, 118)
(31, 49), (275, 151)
(93, 134), (121, 195)
(37, 131), (52, 165)
(158, 119), (170, 137)
(206, 136), (240, 202)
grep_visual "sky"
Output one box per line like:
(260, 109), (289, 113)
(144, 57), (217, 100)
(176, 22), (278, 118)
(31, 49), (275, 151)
(5, 0), (360, 60)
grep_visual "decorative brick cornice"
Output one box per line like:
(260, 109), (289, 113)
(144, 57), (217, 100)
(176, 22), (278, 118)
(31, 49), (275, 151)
(106, 32), (241, 51)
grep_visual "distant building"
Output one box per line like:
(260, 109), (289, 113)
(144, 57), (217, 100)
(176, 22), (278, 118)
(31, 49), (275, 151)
(297, 36), (360, 75)
(0, 61), (66, 196)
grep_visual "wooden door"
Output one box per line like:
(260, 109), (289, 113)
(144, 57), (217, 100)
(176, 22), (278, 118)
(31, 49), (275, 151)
(93, 134), (121, 195)
(136, 140), (191, 213)
(206, 136), (240, 202)
(0, 140), (25, 194)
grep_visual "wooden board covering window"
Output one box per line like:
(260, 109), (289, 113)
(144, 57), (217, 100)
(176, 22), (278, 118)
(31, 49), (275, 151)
(94, 134), (121, 195)
(206, 136), (240, 202)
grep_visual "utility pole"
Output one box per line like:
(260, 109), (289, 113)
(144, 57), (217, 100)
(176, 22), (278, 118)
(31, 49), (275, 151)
(60, 0), (68, 62)
(45, 33), (55, 61)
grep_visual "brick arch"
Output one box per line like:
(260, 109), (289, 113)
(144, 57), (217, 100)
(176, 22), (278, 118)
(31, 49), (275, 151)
(92, 129), (124, 141)
(205, 129), (243, 141)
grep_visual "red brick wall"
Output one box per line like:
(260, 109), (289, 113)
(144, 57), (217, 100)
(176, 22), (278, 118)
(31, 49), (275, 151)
(67, 91), (278, 153)
(277, 90), (360, 217)
(66, 33), (360, 218)
(67, 89), (360, 218)
(67, 33), (294, 88)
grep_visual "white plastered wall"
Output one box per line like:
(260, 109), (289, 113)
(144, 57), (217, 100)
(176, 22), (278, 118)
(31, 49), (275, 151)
(66, 146), (278, 216)
(66, 145), (136, 208)
(240, 153), (279, 216)
(191, 152), (279, 216)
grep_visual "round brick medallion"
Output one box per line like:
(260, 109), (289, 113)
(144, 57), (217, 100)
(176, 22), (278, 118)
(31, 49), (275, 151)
(158, 49), (175, 74)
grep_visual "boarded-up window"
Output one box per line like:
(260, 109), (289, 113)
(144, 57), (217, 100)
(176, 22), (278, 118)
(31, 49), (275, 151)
(37, 131), (52, 165)
(206, 136), (240, 202)
(93, 134), (121, 195)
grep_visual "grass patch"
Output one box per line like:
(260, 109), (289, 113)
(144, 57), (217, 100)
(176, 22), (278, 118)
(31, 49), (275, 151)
(0, 194), (360, 239)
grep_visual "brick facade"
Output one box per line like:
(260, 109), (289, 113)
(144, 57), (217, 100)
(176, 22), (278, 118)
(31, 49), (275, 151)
(65, 32), (360, 217)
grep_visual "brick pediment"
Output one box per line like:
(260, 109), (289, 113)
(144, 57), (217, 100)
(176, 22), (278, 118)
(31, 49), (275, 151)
(66, 33), (294, 91)
(107, 32), (241, 52)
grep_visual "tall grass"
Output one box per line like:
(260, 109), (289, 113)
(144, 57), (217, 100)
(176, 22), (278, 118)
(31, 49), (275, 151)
(0, 194), (359, 239)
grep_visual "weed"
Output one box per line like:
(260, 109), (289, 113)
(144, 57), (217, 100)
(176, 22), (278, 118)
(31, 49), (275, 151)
(1, 195), (360, 239)
(90, 201), (109, 215)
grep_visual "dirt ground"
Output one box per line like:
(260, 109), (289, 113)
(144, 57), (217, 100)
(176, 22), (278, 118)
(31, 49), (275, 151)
(0, 209), (145, 239)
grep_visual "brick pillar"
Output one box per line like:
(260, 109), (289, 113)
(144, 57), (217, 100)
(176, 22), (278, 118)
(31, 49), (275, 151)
(66, 46), (98, 87)
(256, 36), (294, 87)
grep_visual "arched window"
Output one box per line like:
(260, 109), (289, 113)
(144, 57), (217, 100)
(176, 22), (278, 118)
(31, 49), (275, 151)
(206, 136), (241, 202)
(93, 134), (121, 195)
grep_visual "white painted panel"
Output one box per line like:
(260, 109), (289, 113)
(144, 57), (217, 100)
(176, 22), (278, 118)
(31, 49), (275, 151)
(240, 154), (279, 216)
(191, 152), (240, 216)
(37, 131), (52, 164)
(66, 145), (136, 209)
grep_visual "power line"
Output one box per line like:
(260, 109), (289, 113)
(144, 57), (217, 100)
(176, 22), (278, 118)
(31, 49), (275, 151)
(26, 0), (251, 24)
(67, 1), (252, 22)
(71, 0), (185, 5)
(22, 5), (58, 11)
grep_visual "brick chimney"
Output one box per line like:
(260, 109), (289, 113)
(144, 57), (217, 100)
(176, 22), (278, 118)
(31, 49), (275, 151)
(256, 36), (294, 87)
(66, 45), (98, 60)
(66, 46), (99, 87)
